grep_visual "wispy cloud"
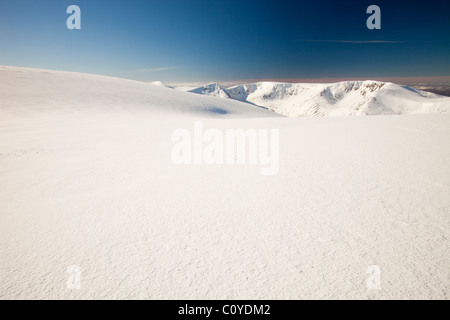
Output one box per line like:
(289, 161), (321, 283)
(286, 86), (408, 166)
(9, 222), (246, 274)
(136, 66), (178, 73)
(297, 39), (406, 44)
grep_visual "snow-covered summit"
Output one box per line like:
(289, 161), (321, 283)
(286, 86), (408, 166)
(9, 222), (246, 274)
(150, 80), (172, 88)
(188, 82), (231, 99)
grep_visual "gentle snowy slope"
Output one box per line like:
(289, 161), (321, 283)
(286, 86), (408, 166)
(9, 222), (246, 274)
(0, 66), (449, 300)
(0, 66), (274, 118)
(187, 81), (450, 117)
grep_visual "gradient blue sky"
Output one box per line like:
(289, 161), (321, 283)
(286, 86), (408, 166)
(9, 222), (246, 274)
(0, 0), (449, 82)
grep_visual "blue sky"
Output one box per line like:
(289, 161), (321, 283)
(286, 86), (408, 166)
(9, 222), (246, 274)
(0, 0), (449, 82)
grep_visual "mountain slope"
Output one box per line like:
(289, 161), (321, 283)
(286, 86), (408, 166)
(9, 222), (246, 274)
(1, 66), (449, 300)
(0, 66), (276, 118)
(187, 81), (450, 117)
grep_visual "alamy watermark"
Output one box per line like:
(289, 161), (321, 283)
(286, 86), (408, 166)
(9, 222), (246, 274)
(366, 265), (382, 290)
(66, 5), (81, 30)
(66, 265), (81, 290)
(171, 121), (280, 176)
(367, 5), (381, 30)
(66, 5), (380, 31)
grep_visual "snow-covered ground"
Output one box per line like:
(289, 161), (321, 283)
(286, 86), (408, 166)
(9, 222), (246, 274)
(0, 66), (449, 299)
(183, 81), (450, 117)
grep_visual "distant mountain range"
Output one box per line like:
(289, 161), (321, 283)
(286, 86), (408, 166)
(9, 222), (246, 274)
(180, 81), (450, 117)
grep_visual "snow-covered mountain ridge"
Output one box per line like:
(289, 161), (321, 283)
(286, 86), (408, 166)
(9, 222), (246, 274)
(184, 81), (450, 117)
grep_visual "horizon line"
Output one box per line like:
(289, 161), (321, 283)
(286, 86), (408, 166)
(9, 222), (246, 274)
(2, 65), (450, 86)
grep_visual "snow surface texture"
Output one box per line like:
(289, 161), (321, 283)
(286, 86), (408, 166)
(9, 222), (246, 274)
(185, 81), (450, 117)
(0, 66), (449, 299)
